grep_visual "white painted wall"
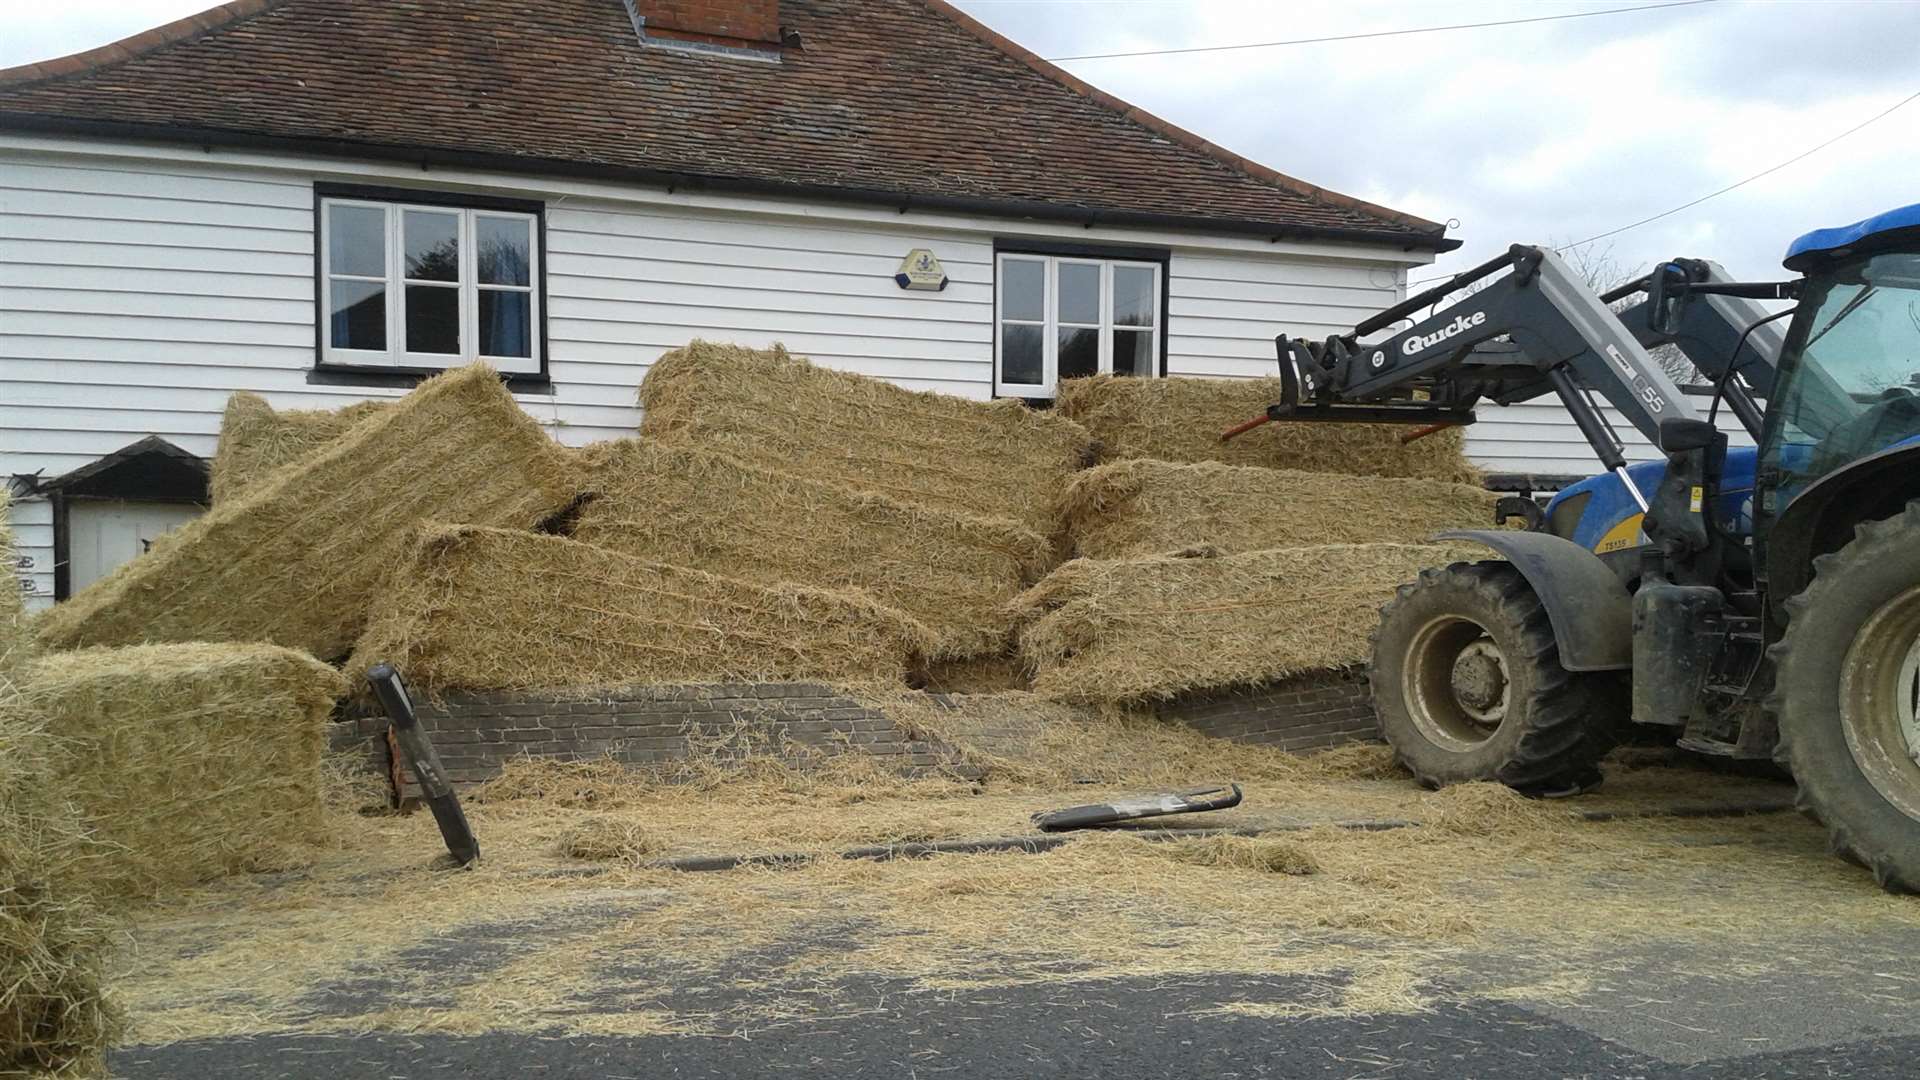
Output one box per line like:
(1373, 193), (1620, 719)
(1, 134), (1440, 609)
(1468, 395), (1758, 479)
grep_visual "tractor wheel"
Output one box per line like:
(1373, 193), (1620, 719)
(1770, 500), (1920, 893)
(1371, 560), (1623, 795)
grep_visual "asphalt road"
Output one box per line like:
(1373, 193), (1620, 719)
(117, 964), (1920, 1080)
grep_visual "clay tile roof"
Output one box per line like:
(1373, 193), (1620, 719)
(0, 0), (1457, 250)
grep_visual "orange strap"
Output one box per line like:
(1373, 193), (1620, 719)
(1399, 422), (1458, 445)
(1219, 414), (1273, 443)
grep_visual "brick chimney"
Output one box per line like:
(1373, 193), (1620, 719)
(630, 1), (782, 48)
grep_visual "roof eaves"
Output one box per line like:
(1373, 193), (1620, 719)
(0, 111), (1461, 252)
(918, 0), (1450, 242)
(0, 0), (281, 87)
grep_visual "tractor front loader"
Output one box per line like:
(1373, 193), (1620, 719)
(1254, 206), (1920, 889)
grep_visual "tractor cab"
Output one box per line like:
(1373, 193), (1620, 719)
(1541, 204), (1920, 580)
(1759, 205), (1920, 517)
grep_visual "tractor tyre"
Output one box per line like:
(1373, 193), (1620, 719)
(1770, 500), (1920, 893)
(1371, 560), (1623, 795)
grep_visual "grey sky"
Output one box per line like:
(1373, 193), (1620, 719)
(7, 0), (1916, 287)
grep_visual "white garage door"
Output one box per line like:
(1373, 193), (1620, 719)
(67, 499), (202, 595)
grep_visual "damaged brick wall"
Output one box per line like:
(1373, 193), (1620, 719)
(1157, 669), (1378, 751)
(328, 682), (977, 790)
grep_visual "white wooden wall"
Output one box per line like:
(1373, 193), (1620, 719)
(1, 135), (1436, 608)
(2, 135), (1761, 613)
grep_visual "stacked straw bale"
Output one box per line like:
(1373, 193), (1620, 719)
(210, 391), (395, 503)
(1062, 459), (1499, 559)
(1010, 543), (1485, 703)
(1055, 374), (1482, 483)
(25, 642), (347, 899)
(638, 341), (1096, 535)
(349, 525), (935, 694)
(0, 497), (121, 1076)
(574, 440), (1050, 660)
(35, 364), (582, 660)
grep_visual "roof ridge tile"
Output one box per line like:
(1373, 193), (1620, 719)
(0, 0), (281, 86)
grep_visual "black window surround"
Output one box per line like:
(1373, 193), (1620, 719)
(311, 183), (553, 392)
(991, 237), (1172, 401)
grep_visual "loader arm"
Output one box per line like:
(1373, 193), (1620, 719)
(1276, 244), (1702, 504)
(1612, 259), (1782, 440)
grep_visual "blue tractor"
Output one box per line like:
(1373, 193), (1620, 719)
(1263, 204), (1920, 889)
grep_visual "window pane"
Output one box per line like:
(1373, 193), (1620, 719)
(1113, 329), (1154, 377)
(329, 278), (386, 350)
(406, 284), (459, 354)
(328, 204), (385, 278)
(1001, 259), (1045, 322)
(1059, 326), (1098, 380)
(1001, 323), (1043, 385)
(479, 290), (532, 358)
(1058, 262), (1100, 324)
(404, 210), (460, 282)
(1114, 265), (1156, 327)
(477, 216), (531, 287)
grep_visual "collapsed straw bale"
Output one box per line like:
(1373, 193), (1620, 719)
(1160, 834), (1321, 875)
(1011, 543), (1485, 703)
(919, 652), (1031, 694)
(348, 525), (934, 694)
(209, 392), (395, 504)
(1062, 459), (1499, 558)
(574, 441), (1050, 660)
(25, 642), (347, 899)
(1054, 374), (1481, 483)
(35, 365), (582, 660)
(1, 497), (122, 1076)
(638, 341), (1096, 535)
(556, 816), (663, 863)
(1421, 781), (1579, 839)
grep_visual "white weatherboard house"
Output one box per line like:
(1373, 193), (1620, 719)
(0, 0), (1612, 611)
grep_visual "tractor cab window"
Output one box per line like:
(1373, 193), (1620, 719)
(1762, 251), (1920, 500)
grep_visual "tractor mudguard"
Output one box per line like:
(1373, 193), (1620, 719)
(1436, 529), (1633, 671)
(1764, 440), (1920, 621)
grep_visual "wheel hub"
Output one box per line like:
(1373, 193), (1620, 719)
(1451, 641), (1510, 722)
(1898, 631), (1920, 764)
(1402, 616), (1512, 751)
(1839, 584), (1920, 821)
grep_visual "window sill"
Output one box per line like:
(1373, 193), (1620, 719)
(307, 365), (553, 394)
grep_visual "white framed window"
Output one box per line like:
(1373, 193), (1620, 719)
(320, 195), (541, 375)
(994, 253), (1161, 398)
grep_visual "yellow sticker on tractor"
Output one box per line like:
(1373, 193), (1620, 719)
(1689, 485), (1704, 513)
(1595, 513), (1645, 554)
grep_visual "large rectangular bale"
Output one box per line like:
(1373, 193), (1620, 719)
(210, 391), (395, 503)
(1055, 374), (1481, 483)
(348, 525), (935, 694)
(638, 341), (1096, 535)
(573, 440), (1050, 661)
(1, 496), (120, 1076)
(1010, 543), (1484, 703)
(35, 365), (582, 659)
(23, 643), (346, 900)
(1063, 459), (1499, 559)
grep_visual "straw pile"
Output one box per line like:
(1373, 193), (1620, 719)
(1010, 542), (1484, 702)
(35, 364), (582, 660)
(638, 341), (1096, 534)
(1062, 459), (1499, 559)
(1055, 374), (1481, 483)
(573, 440), (1050, 660)
(1, 497), (121, 1076)
(210, 392), (394, 503)
(25, 642), (347, 899)
(348, 525), (935, 694)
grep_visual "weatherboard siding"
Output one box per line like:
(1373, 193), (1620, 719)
(3, 135), (1465, 609)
